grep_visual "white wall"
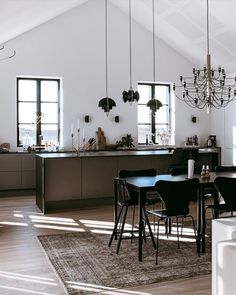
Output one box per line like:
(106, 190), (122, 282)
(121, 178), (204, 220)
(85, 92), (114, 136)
(210, 102), (236, 165)
(0, 0), (210, 150)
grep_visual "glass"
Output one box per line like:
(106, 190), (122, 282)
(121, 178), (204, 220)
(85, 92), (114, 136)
(18, 80), (37, 101)
(138, 125), (151, 144)
(18, 102), (37, 123)
(138, 105), (151, 124)
(41, 103), (58, 123)
(138, 84), (151, 104)
(41, 81), (59, 102)
(156, 105), (168, 124)
(41, 124), (59, 146)
(155, 85), (168, 105)
(19, 124), (36, 147)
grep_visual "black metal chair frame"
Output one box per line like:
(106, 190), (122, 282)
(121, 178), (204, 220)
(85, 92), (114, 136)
(208, 176), (236, 219)
(148, 178), (199, 264)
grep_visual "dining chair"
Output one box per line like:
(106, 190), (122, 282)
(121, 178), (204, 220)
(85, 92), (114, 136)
(108, 178), (156, 254)
(118, 169), (162, 233)
(118, 169), (161, 206)
(205, 166), (236, 219)
(147, 178), (199, 264)
(207, 176), (236, 218)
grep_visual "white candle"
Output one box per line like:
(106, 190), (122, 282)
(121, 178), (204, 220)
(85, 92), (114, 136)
(71, 124), (74, 135)
(82, 128), (85, 139)
(77, 119), (80, 130)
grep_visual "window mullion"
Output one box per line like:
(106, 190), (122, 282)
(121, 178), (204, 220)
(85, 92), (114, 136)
(36, 80), (41, 146)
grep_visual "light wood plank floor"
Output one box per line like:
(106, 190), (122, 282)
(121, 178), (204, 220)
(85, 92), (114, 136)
(0, 195), (211, 295)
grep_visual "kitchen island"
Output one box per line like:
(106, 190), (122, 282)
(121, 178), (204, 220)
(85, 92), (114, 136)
(36, 148), (220, 213)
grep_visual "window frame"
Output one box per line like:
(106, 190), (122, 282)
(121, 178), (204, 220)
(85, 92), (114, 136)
(16, 77), (61, 147)
(137, 82), (172, 145)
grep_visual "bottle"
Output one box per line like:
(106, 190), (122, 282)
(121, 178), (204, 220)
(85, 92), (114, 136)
(205, 165), (210, 178)
(201, 165), (206, 178)
(146, 134), (148, 145)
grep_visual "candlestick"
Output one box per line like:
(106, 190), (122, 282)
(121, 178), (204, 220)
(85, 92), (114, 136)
(71, 123), (74, 136)
(77, 119), (80, 130)
(77, 128), (80, 156)
(82, 128), (85, 140)
(71, 132), (74, 154)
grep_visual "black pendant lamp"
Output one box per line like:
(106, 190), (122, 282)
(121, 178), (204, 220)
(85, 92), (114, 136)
(146, 0), (162, 113)
(98, 0), (116, 115)
(122, 0), (139, 104)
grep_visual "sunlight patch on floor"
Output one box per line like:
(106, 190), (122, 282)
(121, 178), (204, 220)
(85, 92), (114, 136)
(0, 221), (28, 226)
(0, 271), (57, 286)
(0, 284), (54, 295)
(34, 224), (85, 231)
(66, 281), (151, 295)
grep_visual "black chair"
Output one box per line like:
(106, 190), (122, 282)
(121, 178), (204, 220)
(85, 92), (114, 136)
(147, 178), (199, 264)
(205, 166), (236, 219)
(207, 176), (236, 218)
(118, 169), (162, 232)
(118, 169), (161, 206)
(108, 178), (156, 254)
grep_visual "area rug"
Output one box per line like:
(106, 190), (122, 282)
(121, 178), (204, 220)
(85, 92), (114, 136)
(38, 227), (211, 295)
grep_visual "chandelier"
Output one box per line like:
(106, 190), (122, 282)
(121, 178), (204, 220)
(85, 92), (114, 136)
(173, 0), (236, 113)
(98, 0), (116, 115)
(122, 0), (139, 104)
(146, 0), (162, 114)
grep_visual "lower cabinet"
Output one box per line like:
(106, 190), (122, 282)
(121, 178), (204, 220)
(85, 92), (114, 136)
(0, 153), (35, 190)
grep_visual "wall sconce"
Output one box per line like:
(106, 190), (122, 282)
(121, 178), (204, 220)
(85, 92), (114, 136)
(85, 115), (90, 123)
(115, 116), (119, 123)
(191, 116), (197, 123)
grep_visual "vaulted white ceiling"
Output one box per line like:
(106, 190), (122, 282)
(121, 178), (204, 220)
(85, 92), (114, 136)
(1, 0), (236, 73)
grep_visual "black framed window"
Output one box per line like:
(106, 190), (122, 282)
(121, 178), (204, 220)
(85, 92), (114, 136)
(17, 77), (60, 147)
(137, 82), (171, 144)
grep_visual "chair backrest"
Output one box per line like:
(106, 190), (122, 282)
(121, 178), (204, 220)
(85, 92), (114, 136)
(116, 178), (137, 205)
(118, 168), (157, 178)
(214, 177), (236, 211)
(215, 166), (236, 172)
(155, 178), (199, 216)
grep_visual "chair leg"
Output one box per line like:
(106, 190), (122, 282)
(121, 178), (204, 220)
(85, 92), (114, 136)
(156, 219), (161, 265)
(176, 217), (180, 249)
(108, 206), (123, 247)
(131, 205), (136, 243)
(189, 215), (200, 257)
(181, 217), (184, 237)
(116, 206), (128, 254)
(143, 207), (156, 250)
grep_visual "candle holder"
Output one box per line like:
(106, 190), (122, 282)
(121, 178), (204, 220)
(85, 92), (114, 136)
(77, 128), (80, 156)
(82, 137), (86, 152)
(71, 132), (74, 154)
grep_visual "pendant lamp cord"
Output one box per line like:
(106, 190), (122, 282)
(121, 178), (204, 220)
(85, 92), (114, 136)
(105, 0), (108, 98)
(206, 0), (210, 55)
(129, 0), (132, 89)
(105, 0), (110, 114)
(152, 0), (156, 83)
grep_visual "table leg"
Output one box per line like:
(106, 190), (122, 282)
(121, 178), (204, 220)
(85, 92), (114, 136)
(197, 187), (202, 255)
(138, 188), (144, 262)
(114, 179), (118, 240)
(201, 187), (206, 253)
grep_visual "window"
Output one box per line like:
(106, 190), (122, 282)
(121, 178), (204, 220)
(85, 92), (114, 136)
(137, 82), (172, 145)
(17, 77), (60, 147)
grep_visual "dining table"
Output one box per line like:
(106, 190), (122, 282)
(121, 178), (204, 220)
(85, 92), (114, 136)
(113, 171), (236, 262)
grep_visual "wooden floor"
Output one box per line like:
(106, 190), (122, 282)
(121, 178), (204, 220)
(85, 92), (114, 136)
(0, 195), (211, 295)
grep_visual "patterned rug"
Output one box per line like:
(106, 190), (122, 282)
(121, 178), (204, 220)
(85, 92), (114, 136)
(38, 226), (211, 295)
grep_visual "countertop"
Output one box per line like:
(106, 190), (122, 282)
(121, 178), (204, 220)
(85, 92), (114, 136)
(34, 147), (220, 159)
